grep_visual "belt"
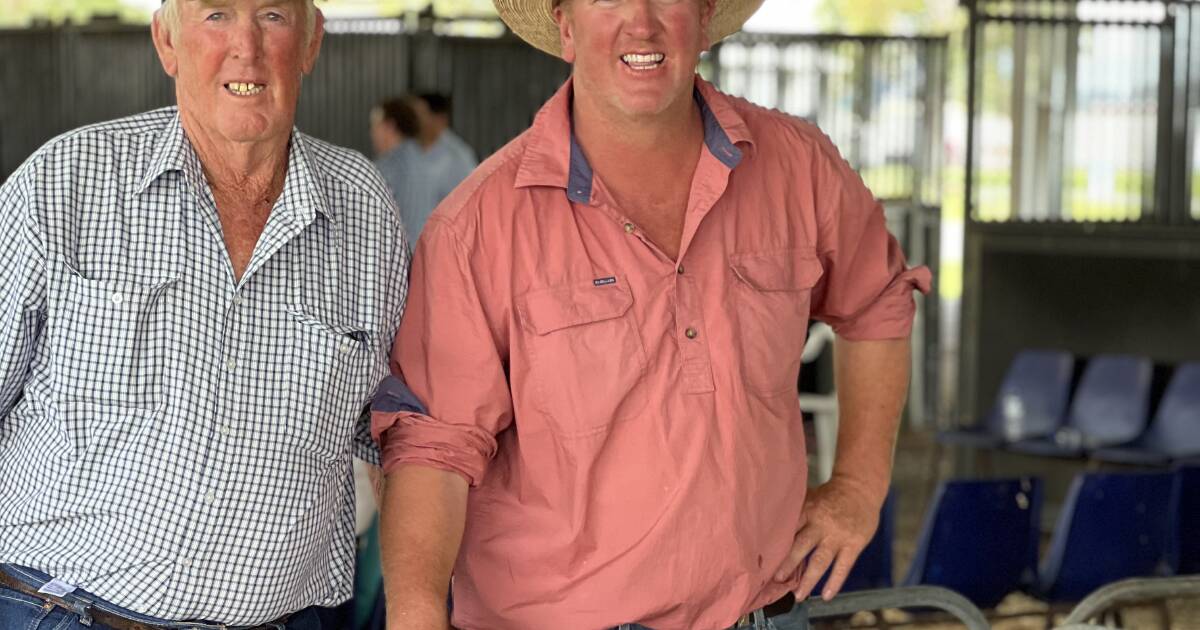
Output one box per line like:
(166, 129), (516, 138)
(0, 570), (290, 630)
(734, 592), (797, 627)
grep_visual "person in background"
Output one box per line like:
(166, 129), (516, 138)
(0, 0), (408, 628)
(402, 92), (477, 239)
(370, 97), (424, 237)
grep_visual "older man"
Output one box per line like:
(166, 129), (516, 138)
(372, 0), (930, 629)
(0, 1), (407, 628)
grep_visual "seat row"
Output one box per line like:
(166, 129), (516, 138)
(825, 466), (1200, 611)
(940, 350), (1200, 464)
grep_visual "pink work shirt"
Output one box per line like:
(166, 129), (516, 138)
(374, 77), (931, 630)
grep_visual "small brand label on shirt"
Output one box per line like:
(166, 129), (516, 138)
(593, 277), (617, 287)
(38, 578), (77, 598)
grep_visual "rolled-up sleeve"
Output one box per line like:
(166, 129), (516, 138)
(807, 133), (932, 340)
(371, 217), (512, 485)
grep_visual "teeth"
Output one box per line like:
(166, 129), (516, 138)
(226, 82), (265, 96)
(621, 53), (665, 66)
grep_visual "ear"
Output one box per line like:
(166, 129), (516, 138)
(553, 4), (576, 63)
(698, 0), (717, 51)
(151, 12), (179, 78)
(301, 8), (325, 75)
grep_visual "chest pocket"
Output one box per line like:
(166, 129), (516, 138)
(518, 279), (648, 438)
(49, 262), (180, 411)
(729, 248), (825, 397)
(286, 304), (378, 464)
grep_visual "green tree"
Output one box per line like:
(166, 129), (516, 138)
(817, 0), (957, 34)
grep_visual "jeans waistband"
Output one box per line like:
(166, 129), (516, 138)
(0, 564), (285, 629)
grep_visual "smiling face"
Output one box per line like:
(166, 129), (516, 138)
(152, 0), (324, 151)
(554, 0), (715, 124)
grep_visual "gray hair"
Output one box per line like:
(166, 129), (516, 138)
(156, 0), (318, 46)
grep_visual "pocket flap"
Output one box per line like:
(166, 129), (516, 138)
(288, 306), (374, 344)
(521, 281), (634, 335)
(730, 248), (824, 291)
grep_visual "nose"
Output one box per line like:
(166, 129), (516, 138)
(624, 0), (660, 40)
(229, 15), (264, 60)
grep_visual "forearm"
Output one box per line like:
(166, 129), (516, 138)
(830, 337), (910, 503)
(379, 464), (470, 627)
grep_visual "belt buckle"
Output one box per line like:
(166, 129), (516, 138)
(736, 613), (751, 627)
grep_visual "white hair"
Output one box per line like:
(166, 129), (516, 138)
(156, 0), (318, 46)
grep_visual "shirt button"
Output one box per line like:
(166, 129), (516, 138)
(218, 424), (231, 437)
(623, 222), (635, 234)
(676, 264), (685, 275)
(178, 558), (192, 569)
(339, 339), (354, 354)
(225, 358), (237, 372)
(684, 327), (698, 340)
(109, 292), (124, 305)
(233, 294), (244, 306)
(203, 491), (216, 505)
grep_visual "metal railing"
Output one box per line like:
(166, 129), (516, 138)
(710, 32), (947, 207)
(805, 586), (991, 630)
(964, 0), (1200, 225)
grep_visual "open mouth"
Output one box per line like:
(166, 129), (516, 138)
(621, 53), (665, 71)
(225, 82), (266, 96)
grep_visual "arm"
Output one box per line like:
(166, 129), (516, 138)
(829, 336), (909, 504)
(379, 464), (468, 629)
(772, 126), (930, 600)
(0, 159), (47, 420)
(371, 218), (513, 629)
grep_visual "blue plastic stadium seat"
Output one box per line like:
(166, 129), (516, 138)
(815, 491), (895, 594)
(1010, 354), (1152, 458)
(1092, 363), (1200, 466)
(1170, 465), (1200, 575)
(901, 477), (1042, 609)
(938, 350), (1074, 449)
(1038, 471), (1175, 603)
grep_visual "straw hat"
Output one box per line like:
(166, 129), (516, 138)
(494, 0), (766, 58)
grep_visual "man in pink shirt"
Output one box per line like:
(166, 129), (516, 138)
(372, 0), (931, 628)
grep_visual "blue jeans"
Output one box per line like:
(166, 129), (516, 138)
(616, 603), (809, 630)
(0, 565), (347, 629)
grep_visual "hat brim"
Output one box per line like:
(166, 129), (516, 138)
(494, 0), (765, 58)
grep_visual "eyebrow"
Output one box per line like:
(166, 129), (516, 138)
(188, 0), (301, 9)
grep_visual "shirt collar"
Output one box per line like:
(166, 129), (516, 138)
(513, 76), (756, 204)
(137, 108), (333, 224)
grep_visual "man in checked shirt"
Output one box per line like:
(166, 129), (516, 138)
(0, 1), (407, 628)
(371, 0), (930, 629)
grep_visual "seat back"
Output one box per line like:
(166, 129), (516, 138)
(1039, 471), (1175, 602)
(1170, 465), (1200, 574)
(984, 350), (1075, 442)
(903, 477), (1042, 608)
(1063, 355), (1153, 449)
(1142, 363), (1200, 458)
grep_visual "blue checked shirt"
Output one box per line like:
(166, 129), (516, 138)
(0, 108), (409, 625)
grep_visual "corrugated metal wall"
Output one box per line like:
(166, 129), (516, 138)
(0, 24), (569, 181)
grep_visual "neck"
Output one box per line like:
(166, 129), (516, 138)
(571, 82), (703, 166)
(180, 108), (290, 203)
(420, 125), (444, 149)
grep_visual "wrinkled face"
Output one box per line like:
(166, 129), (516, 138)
(555, 0), (714, 122)
(152, 0), (324, 149)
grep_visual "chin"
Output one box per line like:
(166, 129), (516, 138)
(219, 115), (282, 144)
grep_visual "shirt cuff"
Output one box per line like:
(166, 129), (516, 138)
(374, 412), (497, 486)
(831, 266), (932, 341)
